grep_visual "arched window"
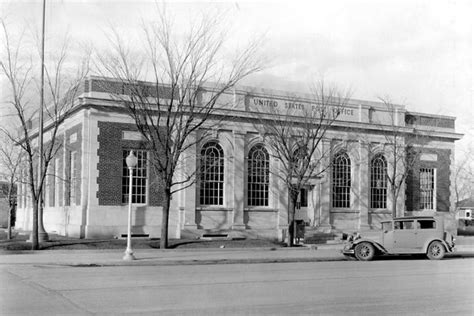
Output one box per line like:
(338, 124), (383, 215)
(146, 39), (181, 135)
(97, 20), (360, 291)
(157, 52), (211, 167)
(247, 144), (269, 206)
(370, 154), (387, 209)
(292, 145), (308, 172)
(199, 141), (224, 205)
(332, 152), (351, 208)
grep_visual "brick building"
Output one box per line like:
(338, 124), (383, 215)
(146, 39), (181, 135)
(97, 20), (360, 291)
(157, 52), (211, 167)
(15, 77), (463, 239)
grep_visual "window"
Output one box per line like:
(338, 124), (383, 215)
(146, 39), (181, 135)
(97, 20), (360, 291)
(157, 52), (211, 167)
(247, 144), (269, 206)
(297, 188), (308, 208)
(332, 152), (351, 208)
(66, 151), (77, 206)
(370, 154), (387, 209)
(200, 141), (224, 205)
(420, 168), (436, 210)
(122, 150), (148, 204)
(394, 220), (414, 230)
(45, 163), (52, 207)
(418, 220), (436, 229)
(291, 145), (309, 174)
(54, 158), (60, 206)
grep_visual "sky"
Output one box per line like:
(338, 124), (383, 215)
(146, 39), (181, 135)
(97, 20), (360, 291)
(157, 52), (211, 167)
(0, 0), (472, 156)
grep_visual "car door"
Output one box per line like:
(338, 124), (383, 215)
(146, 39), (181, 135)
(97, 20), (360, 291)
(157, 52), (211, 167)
(382, 221), (395, 251)
(392, 220), (418, 252)
(415, 219), (437, 250)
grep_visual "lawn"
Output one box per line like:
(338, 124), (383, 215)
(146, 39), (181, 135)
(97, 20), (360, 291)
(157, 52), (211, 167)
(0, 230), (286, 251)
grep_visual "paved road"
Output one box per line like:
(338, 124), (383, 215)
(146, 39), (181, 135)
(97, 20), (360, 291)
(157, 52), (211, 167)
(1, 256), (473, 315)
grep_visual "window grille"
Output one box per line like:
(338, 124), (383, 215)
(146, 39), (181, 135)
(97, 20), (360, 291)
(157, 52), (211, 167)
(122, 150), (148, 204)
(420, 168), (435, 210)
(66, 151), (77, 206)
(247, 144), (269, 206)
(332, 152), (351, 208)
(46, 163), (54, 207)
(54, 158), (60, 206)
(370, 154), (387, 209)
(199, 141), (224, 205)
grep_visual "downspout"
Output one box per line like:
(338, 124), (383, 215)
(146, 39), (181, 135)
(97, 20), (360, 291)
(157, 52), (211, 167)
(80, 108), (92, 238)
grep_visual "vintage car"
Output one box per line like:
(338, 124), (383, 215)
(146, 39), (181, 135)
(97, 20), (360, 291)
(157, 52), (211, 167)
(342, 216), (455, 261)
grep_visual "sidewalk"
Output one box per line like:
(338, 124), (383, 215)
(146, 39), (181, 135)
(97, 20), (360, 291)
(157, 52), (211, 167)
(1, 242), (473, 267)
(0, 244), (345, 266)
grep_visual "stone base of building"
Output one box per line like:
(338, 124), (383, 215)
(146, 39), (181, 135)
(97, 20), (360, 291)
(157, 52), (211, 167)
(181, 227), (284, 241)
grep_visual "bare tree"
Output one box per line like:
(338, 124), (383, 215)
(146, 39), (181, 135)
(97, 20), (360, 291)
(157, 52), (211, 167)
(254, 80), (352, 246)
(95, 6), (263, 249)
(453, 145), (474, 206)
(0, 20), (90, 249)
(0, 134), (22, 239)
(374, 97), (431, 218)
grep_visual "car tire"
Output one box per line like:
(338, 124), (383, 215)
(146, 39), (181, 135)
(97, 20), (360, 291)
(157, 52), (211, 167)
(426, 241), (445, 260)
(354, 242), (375, 261)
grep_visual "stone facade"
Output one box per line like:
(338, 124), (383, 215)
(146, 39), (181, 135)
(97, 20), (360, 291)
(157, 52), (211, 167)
(14, 77), (463, 239)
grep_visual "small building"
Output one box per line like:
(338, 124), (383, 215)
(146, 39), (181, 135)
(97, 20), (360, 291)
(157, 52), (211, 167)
(15, 77), (463, 239)
(456, 198), (474, 221)
(0, 181), (16, 228)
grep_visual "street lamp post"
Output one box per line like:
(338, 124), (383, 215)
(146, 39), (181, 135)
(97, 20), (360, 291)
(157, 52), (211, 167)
(123, 150), (137, 261)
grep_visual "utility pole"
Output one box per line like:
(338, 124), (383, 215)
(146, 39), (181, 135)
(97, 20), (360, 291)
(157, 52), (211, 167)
(37, 0), (49, 241)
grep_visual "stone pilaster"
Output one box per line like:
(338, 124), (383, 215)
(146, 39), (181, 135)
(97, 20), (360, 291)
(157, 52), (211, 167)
(318, 139), (332, 231)
(358, 140), (370, 229)
(183, 132), (197, 229)
(232, 131), (246, 229)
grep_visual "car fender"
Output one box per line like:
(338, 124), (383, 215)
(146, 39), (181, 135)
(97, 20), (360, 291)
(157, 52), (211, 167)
(422, 239), (451, 253)
(353, 239), (387, 254)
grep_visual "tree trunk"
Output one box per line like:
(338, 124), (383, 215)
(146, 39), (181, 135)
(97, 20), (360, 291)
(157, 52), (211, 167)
(160, 192), (170, 249)
(7, 204), (13, 240)
(32, 201), (39, 250)
(287, 194), (296, 247)
(7, 187), (13, 240)
(391, 188), (397, 218)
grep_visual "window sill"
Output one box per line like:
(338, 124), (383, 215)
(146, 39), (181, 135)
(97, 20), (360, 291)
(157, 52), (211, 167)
(244, 208), (277, 212)
(197, 207), (232, 212)
(330, 209), (359, 213)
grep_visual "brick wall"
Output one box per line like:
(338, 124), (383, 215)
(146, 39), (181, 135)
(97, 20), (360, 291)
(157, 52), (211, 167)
(405, 147), (451, 212)
(90, 78), (175, 99)
(405, 113), (455, 129)
(96, 121), (164, 206)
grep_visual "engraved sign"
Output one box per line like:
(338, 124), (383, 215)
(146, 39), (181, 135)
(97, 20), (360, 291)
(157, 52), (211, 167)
(122, 131), (144, 141)
(250, 97), (356, 119)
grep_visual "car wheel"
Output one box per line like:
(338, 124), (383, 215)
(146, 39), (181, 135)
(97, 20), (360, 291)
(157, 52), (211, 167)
(426, 241), (445, 260)
(354, 242), (375, 261)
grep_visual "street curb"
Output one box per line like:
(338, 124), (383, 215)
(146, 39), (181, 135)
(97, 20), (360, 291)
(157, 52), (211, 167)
(57, 256), (349, 268)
